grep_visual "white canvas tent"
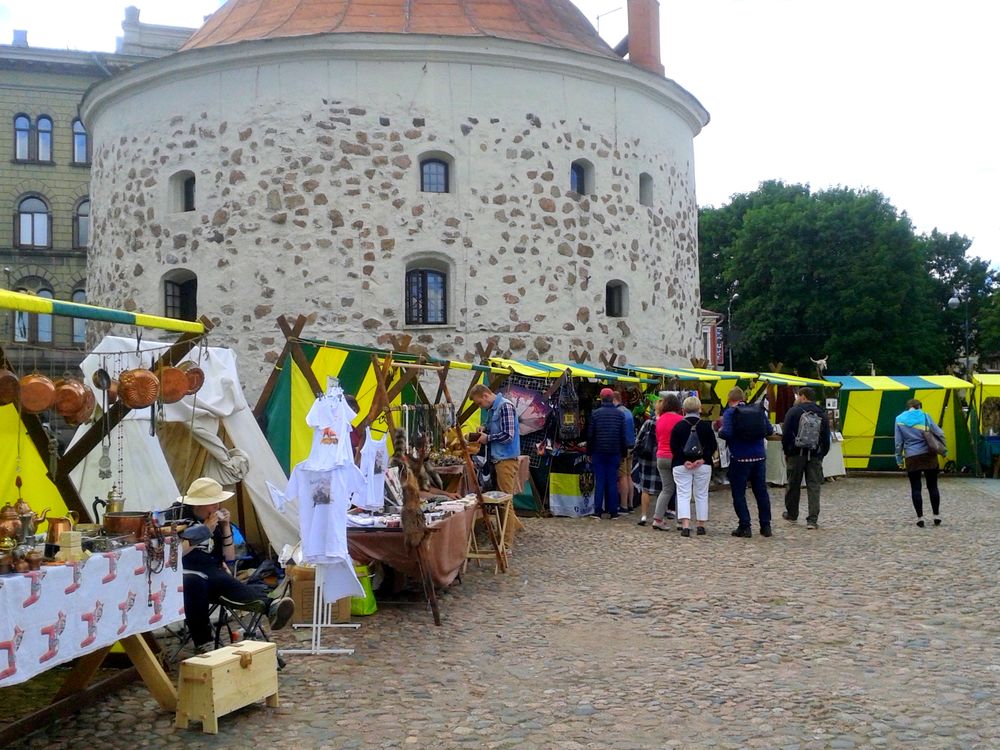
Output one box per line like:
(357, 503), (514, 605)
(70, 336), (298, 553)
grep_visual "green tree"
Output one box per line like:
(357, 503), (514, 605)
(699, 182), (972, 375)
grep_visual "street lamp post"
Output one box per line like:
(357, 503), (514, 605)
(727, 292), (739, 371)
(948, 292), (970, 375)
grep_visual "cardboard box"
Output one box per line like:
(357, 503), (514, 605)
(288, 565), (350, 624)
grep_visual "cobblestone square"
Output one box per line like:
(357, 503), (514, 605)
(28, 476), (1000, 749)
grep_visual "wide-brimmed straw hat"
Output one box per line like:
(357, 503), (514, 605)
(177, 477), (234, 506)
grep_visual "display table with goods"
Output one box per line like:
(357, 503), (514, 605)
(765, 437), (847, 485)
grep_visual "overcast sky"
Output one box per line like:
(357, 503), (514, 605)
(2, 0), (995, 265)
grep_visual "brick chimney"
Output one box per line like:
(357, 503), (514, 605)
(626, 0), (664, 76)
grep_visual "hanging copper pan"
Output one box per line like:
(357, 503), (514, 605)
(54, 378), (87, 418)
(66, 388), (96, 426)
(0, 369), (18, 407)
(158, 366), (189, 404)
(118, 369), (159, 409)
(19, 374), (55, 414)
(185, 366), (205, 395)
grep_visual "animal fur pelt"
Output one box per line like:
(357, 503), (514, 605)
(400, 463), (428, 550)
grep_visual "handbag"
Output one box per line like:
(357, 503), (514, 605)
(682, 422), (704, 461)
(922, 416), (946, 456)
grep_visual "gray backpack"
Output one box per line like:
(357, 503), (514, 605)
(794, 410), (823, 451)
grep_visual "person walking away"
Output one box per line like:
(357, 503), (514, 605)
(652, 395), (683, 530)
(670, 397), (718, 537)
(470, 384), (522, 496)
(781, 387), (831, 529)
(612, 391), (637, 512)
(894, 398), (947, 527)
(587, 388), (628, 519)
(719, 387), (774, 538)
(633, 402), (662, 525)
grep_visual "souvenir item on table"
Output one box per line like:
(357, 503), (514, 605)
(358, 427), (390, 511)
(14, 498), (50, 531)
(303, 387), (357, 470)
(0, 368), (18, 406)
(18, 373), (55, 414)
(504, 384), (551, 435)
(45, 512), (77, 545)
(0, 502), (23, 542)
(66, 387), (96, 426)
(118, 368), (160, 409)
(157, 365), (189, 404)
(178, 361), (206, 395)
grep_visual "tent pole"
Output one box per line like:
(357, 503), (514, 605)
(252, 314), (306, 418)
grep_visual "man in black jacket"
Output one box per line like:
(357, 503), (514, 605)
(781, 387), (831, 529)
(587, 388), (628, 519)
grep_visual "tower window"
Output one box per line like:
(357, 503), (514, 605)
(420, 159), (449, 193)
(164, 271), (198, 321)
(405, 268), (447, 325)
(606, 281), (628, 318)
(169, 170), (196, 213)
(639, 172), (653, 207)
(570, 159), (594, 195)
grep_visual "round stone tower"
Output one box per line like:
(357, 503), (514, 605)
(82, 0), (709, 395)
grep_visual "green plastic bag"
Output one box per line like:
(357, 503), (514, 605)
(351, 564), (377, 616)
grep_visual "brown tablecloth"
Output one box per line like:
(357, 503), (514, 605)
(347, 505), (477, 587)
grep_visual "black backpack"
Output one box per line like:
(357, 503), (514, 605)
(682, 421), (704, 461)
(732, 403), (768, 442)
(635, 419), (657, 460)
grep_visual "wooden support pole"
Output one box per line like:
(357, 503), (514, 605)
(253, 314), (307, 418)
(277, 316), (323, 397)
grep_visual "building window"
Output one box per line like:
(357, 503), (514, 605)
(72, 289), (87, 344)
(36, 116), (52, 162)
(163, 271), (198, 321)
(72, 119), (89, 164)
(639, 172), (653, 207)
(420, 159), (449, 193)
(169, 170), (196, 212)
(15, 196), (50, 248)
(74, 198), (91, 248)
(14, 115), (30, 161)
(405, 268), (447, 325)
(606, 281), (628, 318)
(570, 159), (594, 195)
(13, 286), (54, 344)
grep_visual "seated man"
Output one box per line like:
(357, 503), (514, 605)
(177, 477), (294, 653)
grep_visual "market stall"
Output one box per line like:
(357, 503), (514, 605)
(0, 289), (208, 740)
(827, 375), (974, 471)
(963, 374), (999, 475)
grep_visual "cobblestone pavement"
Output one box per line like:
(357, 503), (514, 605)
(25, 476), (1000, 749)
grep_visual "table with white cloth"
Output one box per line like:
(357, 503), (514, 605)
(0, 544), (183, 710)
(765, 440), (847, 485)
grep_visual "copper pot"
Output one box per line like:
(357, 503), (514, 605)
(185, 366), (205, 395)
(0, 369), (18, 407)
(118, 369), (159, 409)
(0, 502), (22, 541)
(66, 388), (96, 426)
(19, 374), (55, 414)
(158, 366), (189, 404)
(45, 512), (78, 545)
(54, 378), (87, 418)
(102, 511), (150, 541)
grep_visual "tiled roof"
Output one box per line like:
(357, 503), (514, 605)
(181, 0), (618, 59)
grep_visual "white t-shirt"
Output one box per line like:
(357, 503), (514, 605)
(358, 427), (390, 511)
(303, 394), (357, 470)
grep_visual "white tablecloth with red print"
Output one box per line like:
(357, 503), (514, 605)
(0, 544), (183, 687)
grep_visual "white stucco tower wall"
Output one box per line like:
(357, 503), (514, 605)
(82, 33), (709, 395)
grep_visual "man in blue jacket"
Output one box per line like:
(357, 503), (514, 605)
(470, 384), (521, 496)
(587, 388), (629, 519)
(719, 387), (774, 538)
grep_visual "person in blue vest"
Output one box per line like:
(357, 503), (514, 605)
(470, 384), (522, 496)
(587, 387), (629, 519)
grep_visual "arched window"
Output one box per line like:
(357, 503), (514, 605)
(72, 289), (87, 344)
(14, 115), (30, 160)
(420, 159), (449, 193)
(74, 198), (91, 248)
(163, 270), (198, 321)
(639, 172), (653, 207)
(36, 116), (52, 162)
(570, 159), (593, 195)
(16, 196), (50, 248)
(12, 284), (54, 343)
(169, 170), (196, 212)
(72, 119), (89, 164)
(405, 268), (448, 325)
(606, 281), (629, 318)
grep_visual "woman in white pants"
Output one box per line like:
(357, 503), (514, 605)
(669, 397), (719, 537)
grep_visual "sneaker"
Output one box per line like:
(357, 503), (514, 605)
(933, 516), (942, 526)
(590, 514), (602, 520)
(665, 511), (677, 520)
(696, 526), (706, 536)
(782, 511), (797, 523)
(651, 520), (668, 531)
(268, 597), (295, 631)
(731, 527), (752, 538)
(194, 642), (213, 655)
(608, 514), (620, 520)
(680, 528), (691, 537)
(637, 516), (647, 526)
(760, 526), (773, 538)
(621, 507), (634, 514)
(806, 521), (818, 530)
(916, 519), (925, 528)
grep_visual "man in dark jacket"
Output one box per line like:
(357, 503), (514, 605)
(781, 387), (831, 529)
(587, 388), (628, 519)
(719, 386), (774, 538)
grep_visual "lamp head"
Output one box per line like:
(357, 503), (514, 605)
(948, 296), (960, 310)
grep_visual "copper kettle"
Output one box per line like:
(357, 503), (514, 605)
(45, 511), (78, 545)
(13, 498), (50, 529)
(0, 502), (22, 542)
